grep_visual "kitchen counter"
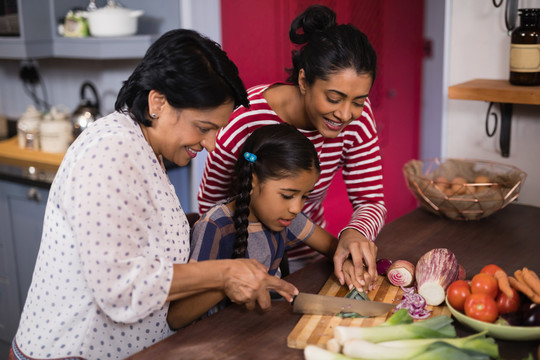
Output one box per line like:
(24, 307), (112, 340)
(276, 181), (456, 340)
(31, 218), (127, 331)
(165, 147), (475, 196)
(127, 203), (540, 360)
(0, 136), (183, 189)
(0, 137), (61, 188)
(0, 136), (63, 172)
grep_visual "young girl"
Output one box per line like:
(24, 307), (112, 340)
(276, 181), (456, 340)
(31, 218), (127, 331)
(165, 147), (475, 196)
(167, 124), (355, 329)
(198, 4), (384, 288)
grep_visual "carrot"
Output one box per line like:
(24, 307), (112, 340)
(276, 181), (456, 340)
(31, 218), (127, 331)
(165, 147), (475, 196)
(514, 269), (527, 284)
(526, 268), (540, 281)
(522, 268), (540, 296)
(508, 276), (534, 298)
(494, 269), (513, 298)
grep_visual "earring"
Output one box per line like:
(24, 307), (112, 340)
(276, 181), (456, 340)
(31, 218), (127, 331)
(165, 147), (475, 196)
(151, 113), (157, 119)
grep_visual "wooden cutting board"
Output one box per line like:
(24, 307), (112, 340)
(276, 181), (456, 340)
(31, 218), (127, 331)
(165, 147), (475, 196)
(287, 275), (451, 349)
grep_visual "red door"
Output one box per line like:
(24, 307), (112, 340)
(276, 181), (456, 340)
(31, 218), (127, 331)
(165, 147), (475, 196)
(221, 0), (423, 235)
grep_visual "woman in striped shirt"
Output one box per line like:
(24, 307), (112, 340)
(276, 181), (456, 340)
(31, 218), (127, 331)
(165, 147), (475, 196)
(198, 5), (386, 291)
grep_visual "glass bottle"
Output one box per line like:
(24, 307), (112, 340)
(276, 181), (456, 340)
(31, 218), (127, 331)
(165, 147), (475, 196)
(510, 8), (540, 86)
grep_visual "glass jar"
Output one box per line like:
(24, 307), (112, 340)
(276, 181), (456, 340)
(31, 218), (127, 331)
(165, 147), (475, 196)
(17, 105), (42, 150)
(510, 8), (540, 86)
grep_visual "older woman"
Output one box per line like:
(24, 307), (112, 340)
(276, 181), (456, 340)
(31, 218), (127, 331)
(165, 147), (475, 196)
(10, 29), (297, 360)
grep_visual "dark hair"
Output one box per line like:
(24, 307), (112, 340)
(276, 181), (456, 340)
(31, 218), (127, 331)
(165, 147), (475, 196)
(115, 29), (249, 126)
(286, 5), (377, 86)
(231, 124), (320, 258)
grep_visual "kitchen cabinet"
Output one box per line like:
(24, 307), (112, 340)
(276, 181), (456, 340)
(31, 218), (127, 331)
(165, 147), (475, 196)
(0, 179), (49, 345)
(166, 165), (192, 213)
(448, 78), (540, 157)
(0, 1), (52, 58)
(0, 0), (182, 59)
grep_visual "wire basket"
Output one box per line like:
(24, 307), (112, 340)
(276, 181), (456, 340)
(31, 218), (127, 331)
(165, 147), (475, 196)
(403, 158), (527, 220)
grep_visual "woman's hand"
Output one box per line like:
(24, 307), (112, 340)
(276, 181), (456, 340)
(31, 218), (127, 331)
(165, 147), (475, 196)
(222, 258), (298, 310)
(333, 229), (378, 292)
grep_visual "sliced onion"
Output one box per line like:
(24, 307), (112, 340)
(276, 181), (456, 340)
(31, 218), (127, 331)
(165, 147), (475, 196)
(394, 288), (432, 320)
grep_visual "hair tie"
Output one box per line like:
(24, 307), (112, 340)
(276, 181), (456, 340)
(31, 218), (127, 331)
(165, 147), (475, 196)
(244, 152), (257, 163)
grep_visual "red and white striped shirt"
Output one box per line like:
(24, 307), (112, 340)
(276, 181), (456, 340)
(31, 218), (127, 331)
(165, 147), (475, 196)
(197, 83), (387, 260)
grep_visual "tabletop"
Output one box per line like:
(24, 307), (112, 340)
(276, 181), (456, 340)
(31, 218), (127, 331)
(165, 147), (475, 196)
(127, 204), (540, 360)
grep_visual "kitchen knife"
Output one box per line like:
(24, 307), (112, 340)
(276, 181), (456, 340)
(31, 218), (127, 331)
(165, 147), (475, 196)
(292, 292), (395, 317)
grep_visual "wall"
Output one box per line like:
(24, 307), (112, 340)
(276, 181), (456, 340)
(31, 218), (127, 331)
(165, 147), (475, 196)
(421, 0), (448, 160)
(221, 0), (424, 232)
(447, 0), (540, 207)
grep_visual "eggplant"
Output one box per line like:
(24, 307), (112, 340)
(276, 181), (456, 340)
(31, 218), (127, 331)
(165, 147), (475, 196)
(502, 302), (540, 327)
(500, 311), (523, 326)
(522, 303), (540, 326)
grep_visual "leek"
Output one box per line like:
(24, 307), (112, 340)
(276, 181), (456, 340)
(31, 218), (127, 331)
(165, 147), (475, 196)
(304, 345), (354, 360)
(342, 332), (498, 360)
(335, 323), (453, 345)
(382, 308), (414, 326)
(381, 331), (498, 359)
(410, 342), (492, 360)
(334, 313), (455, 345)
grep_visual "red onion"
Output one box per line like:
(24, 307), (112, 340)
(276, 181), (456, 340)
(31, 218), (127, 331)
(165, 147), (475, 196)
(376, 258), (393, 275)
(394, 286), (432, 320)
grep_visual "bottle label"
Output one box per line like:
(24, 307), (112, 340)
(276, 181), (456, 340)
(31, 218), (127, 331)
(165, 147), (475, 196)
(510, 44), (540, 72)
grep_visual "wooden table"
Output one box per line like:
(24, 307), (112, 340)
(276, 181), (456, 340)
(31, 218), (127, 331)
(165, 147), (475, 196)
(127, 204), (540, 360)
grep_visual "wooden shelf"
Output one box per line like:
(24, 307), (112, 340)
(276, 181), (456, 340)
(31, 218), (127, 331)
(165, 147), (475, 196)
(448, 78), (540, 105)
(447, 78), (540, 158)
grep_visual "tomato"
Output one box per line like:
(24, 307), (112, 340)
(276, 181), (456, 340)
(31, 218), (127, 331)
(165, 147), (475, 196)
(480, 264), (503, 277)
(464, 293), (499, 323)
(447, 280), (471, 311)
(470, 273), (499, 299)
(496, 288), (521, 314)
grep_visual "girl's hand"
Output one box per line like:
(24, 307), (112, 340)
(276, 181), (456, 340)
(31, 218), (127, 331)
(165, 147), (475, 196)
(333, 229), (378, 292)
(341, 259), (362, 290)
(222, 258), (298, 310)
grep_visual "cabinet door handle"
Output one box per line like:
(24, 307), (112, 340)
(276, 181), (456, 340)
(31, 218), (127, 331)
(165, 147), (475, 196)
(27, 187), (41, 202)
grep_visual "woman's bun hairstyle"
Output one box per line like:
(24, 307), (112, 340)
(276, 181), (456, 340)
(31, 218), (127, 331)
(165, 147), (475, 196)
(289, 4), (337, 45)
(286, 5), (377, 86)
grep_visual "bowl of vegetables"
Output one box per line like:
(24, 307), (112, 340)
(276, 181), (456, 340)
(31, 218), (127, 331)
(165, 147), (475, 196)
(445, 264), (540, 341)
(445, 297), (540, 341)
(403, 158), (526, 220)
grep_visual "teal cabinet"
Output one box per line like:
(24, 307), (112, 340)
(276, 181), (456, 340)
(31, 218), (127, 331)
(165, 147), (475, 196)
(0, 180), (48, 346)
(167, 165), (191, 213)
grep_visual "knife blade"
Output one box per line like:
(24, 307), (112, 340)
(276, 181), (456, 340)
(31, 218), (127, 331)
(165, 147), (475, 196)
(292, 292), (395, 317)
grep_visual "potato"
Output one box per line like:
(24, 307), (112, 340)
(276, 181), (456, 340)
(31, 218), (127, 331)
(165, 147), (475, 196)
(433, 176), (450, 192)
(474, 175), (491, 193)
(451, 176), (469, 195)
